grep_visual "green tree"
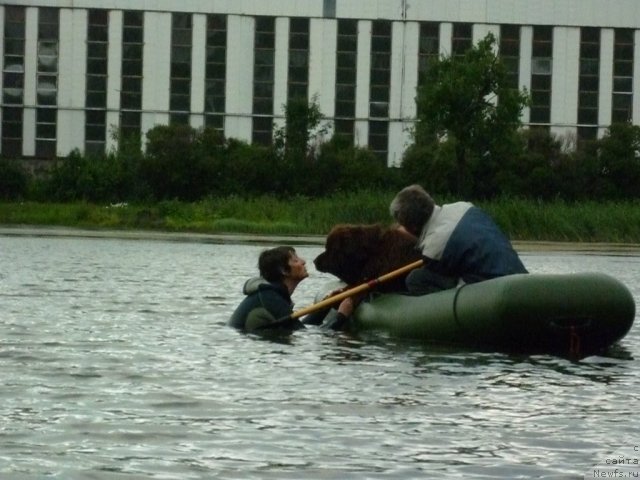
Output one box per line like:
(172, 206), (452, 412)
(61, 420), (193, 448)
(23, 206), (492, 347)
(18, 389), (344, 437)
(597, 122), (640, 198)
(414, 32), (529, 196)
(274, 95), (328, 194)
(0, 158), (29, 200)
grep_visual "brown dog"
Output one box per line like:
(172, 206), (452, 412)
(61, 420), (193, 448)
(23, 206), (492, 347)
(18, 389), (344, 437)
(314, 224), (422, 293)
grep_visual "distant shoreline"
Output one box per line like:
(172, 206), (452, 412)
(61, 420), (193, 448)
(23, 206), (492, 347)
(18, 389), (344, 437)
(2, 225), (640, 255)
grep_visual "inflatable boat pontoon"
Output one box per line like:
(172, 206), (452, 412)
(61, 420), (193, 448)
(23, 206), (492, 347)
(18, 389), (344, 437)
(342, 272), (635, 358)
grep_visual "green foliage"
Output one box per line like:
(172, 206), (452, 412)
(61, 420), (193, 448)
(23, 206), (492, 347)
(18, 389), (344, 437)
(312, 136), (393, 195)
(274, 94), (327, 161)
(44, 149), (134, 202)
(597, 123), (640, 198)
(414, 32), (529, 195)
(140, 124), (202, 200)
(399, 141), (457, 196)
(0, 158), (29, 200)
(2, 195), (640, 243)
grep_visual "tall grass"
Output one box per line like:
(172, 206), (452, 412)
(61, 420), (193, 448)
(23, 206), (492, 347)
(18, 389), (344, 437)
(485, 197), (640, 243)
(1, 194), (640, 243)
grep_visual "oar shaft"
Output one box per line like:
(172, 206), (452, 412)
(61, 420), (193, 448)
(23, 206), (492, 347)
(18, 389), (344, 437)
(290, 259), (424, 320)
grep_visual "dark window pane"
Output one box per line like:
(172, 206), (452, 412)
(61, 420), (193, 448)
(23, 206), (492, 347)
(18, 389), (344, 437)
(530, 107), (550, 123)
(85, 125), (105, 141)
(253, 82), (273, 98)
(579, 92), (599, 108)
(87, 42), (108, 59)
(86, 91), (106, 107)
(170, 62), (191, 78)
(170, 94), (190, 111)
(288, 84), (307, 100)
(579, 75), (599, 91)
(369, 101), (388, 118)
(171, 78), (191, 95)
(5, 21), (26, 39)
(120, 111), (141, 127)
(86, 109), (106, 124)
(253, 98), (272, 114)
(613, 77), (633, 93)
(87, 59), (107, 75)
(121, 76), (142, 93)
(4, 39), (25, 56)
(336, 68), (356, 83)
(88, 26), (108, 42)
(122, 60), (142, 76)
(172, 13), (191, 29)
(123, 44), (143, 60)
(254, 65), (274, 82)
(578, 108), (598, 124)
(169, 112), (190, 125)
(205, 113), (224, 129)
(37, 107), (56, 122)
(289, 33), (309, 50)
(335, 101), (355, 117)
(255, 49), (274, 66)
(337, 35), (357, 51)
(255, 33), (274, 49)
(288, 66), (308, 83)
(123, 26), (143, 43)
(2, 139), (23, 157)
(121, 92), (142, 109)
(207, 46), (226, 63)
(87, 68), (107, 89)
(613, 61), (633, 77)
(36, 140), (57, 158)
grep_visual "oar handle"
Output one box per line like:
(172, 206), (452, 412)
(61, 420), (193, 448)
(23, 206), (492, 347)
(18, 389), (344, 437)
(290, 259), (424, 320)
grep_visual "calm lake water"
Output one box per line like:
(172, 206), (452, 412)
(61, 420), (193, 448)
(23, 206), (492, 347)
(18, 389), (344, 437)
(1, 232), (639, 480)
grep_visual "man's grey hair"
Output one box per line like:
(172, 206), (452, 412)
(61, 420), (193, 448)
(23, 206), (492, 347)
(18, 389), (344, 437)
(389, 184), (435, 236)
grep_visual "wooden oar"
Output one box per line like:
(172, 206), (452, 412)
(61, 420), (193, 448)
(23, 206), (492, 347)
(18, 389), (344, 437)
(283, 259), (425, 322)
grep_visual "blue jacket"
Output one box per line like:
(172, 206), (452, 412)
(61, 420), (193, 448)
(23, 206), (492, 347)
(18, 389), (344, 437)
(229, 278), (304, 333)
(417, 202), (527, 283)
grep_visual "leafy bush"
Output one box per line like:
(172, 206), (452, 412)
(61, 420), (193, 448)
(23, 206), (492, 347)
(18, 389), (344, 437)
(0, 158), (29, 200)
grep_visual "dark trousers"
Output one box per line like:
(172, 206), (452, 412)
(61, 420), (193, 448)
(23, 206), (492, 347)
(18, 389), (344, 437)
(406, 267), (459, 295)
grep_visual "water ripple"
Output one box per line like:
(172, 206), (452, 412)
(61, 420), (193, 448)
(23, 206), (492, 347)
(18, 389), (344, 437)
(0, 237), (638, 479)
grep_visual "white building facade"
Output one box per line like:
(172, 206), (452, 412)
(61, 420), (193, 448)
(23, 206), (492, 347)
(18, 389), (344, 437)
(2, 0), (640, 166)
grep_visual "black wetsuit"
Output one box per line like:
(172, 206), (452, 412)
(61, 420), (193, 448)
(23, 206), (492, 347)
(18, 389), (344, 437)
(229, 277), (349, 333)
(229, 278), (304, 333)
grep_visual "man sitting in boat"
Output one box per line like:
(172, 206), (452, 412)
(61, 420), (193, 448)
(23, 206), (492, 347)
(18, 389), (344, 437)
(229, 246), (354, 334)
(389, 184), (527, 295)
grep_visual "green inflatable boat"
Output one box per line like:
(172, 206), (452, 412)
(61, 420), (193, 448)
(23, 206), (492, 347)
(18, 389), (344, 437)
(345, 272), (635, 358)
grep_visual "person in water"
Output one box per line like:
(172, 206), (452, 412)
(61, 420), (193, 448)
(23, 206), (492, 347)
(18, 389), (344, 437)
(229, 246), (354, 334)
(389, 184), (528, 295)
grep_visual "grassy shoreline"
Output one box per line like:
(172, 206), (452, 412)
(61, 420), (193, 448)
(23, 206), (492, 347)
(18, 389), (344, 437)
(1, 194), (640, 244)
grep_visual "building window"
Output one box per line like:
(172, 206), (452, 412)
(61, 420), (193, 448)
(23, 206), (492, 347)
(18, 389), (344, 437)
(85, 9), (108, 155)
(500, 24), (520, 90)
(334, 19), (357, 142)
(418, 22), (439, 86)
(578, 27), (601, 141)
(252, 16), (275, 145)
(170, 13), (192, 125)
(2, 6), (25, 157)
(530, 26), (553, 128)
(288, 17), (309, 101)
(452, 23), (472, 57)
(120, 11), (144, 141)
(36, 7), (59, 158)
(368, 20), (391, 160)
(204, 14), (227, 131)
(612, 29), (634, 124)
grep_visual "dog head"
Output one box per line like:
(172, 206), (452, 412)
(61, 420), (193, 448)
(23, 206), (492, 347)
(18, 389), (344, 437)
(314, 224), (388, 285)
